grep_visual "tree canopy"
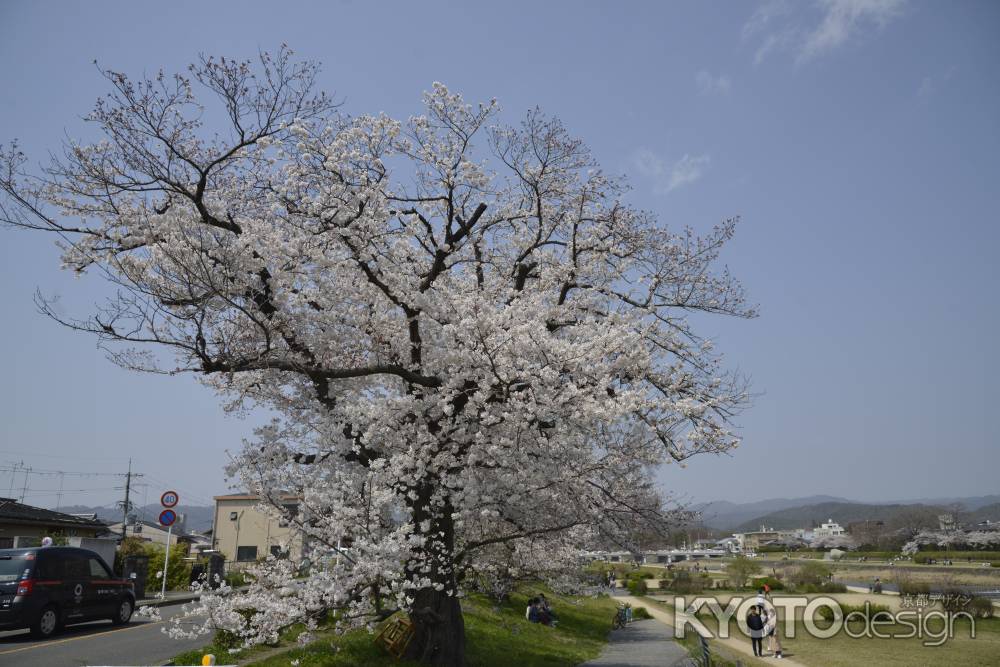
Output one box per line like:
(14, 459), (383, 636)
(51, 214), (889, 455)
(0, 48), (754, 666)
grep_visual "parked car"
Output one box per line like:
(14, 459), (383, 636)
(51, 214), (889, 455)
(0, 546), (135, 638)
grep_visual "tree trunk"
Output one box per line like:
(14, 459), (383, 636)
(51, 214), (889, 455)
(404, 585), (466, 667)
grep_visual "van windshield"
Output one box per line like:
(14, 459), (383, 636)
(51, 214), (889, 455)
(0, 554), (33, 582)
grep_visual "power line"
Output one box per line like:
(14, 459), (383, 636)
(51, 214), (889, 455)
(0, 449), (128, 461)
(0, 465), (136, 478)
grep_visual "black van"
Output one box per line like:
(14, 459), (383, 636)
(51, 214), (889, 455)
(0, 546), (135, 638)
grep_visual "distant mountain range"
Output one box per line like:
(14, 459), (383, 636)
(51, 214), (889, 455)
(50, 495), (1000, 537)
(56, 503), (215, 533)
(694, 495), (1000, 533)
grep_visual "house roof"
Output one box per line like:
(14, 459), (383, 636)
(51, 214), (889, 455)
(0, 497), (108, 531)
(214, 493), (303, 501)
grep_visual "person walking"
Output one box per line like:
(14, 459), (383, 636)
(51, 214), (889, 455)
(747, 606), (765, 657)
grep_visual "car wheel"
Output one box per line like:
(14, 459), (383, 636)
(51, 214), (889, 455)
(112, 598), (134, 625)
(30, 605), (60, 639)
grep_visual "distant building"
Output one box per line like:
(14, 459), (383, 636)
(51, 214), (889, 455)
(0, 497), (110, 549)
(106, 519), (207, 549)
(212, 494), (305, 567)
(812, 519), (846, 538)
(733, 527), (798, 551)
(938, 514), (958, 531)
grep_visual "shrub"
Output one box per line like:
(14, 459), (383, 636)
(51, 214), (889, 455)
(626, 579), (648, 595)
(991, 561), (1000, 568)
(632, 606), (653, 620)
(225, 570), (251, 588)
(663, 571), (705, 595)
(751, 576), (784, 591)
(796, 582), (847, 594)
(790, 560), (832, 586)
(142, 542), (192, 591)
(968, 597), (995, 619)
(113, 536), (148, 575)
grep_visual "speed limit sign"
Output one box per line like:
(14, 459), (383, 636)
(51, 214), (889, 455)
(160, 490), (180, 508)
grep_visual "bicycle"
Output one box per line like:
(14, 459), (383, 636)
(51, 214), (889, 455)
(612, 603), (630, 629)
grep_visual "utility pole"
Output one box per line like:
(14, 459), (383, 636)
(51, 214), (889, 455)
(120, 458), (137, 544)
(55, 472), (65, 511)
(19, 466), (31, 503)
(6, 461), (19, 497)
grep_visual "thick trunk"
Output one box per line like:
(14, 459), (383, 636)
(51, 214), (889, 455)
(404, 585), (466, 667)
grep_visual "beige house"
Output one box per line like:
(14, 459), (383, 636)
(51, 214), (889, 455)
(212, 494), (304, 567)
(733, 527), (798, 552)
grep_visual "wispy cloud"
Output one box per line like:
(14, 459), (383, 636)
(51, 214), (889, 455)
(917, 66), (956, 102)
(743, 0), (908, 65)
(695, 70), (732, 95)
(799, 0), (907, 63)
(632, 149), (711, 194)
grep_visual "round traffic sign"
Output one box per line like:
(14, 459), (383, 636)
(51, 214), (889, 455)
(160, 490), (179, 508)
(158, 509), (177, 527)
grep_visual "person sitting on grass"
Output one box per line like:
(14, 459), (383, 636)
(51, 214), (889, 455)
(526, 598), (553, 626)
(538, 594), (558, 624)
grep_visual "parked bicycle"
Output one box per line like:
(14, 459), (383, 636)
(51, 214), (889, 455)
(612, 602), (631, 629)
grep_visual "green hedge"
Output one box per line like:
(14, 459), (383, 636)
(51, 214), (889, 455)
(912, 551), (1000, 562)
(913, 551), (1000, 563)
(795, 582), (847, 593)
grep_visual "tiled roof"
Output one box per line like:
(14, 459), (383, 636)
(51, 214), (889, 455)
(0, 497), (108, 529)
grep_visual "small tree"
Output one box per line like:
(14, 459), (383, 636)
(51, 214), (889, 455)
(725, 555), (761, 589)
(790, 560), (832, 587)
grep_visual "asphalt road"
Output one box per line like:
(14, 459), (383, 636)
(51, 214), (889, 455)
(0, 605), (209, 666)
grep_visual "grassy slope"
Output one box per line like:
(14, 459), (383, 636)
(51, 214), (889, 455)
(172, 588), (621, 667)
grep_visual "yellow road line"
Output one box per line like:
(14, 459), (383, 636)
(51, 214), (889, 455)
(0, 619), (165, 656)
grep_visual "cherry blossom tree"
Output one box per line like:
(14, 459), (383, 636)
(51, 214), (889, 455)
(0, 49), (755, 666)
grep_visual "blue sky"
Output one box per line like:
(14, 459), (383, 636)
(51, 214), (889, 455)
(0, 1), (997, 510)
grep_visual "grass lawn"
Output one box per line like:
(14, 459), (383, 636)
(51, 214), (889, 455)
(651, 593), (1000, 667)
(171, 586), (621, 666)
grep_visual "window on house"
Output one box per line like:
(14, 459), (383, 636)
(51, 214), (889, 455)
(270, 545), (289, 558)
(0, 538), (13, 549)
(236, 546), (258, 562)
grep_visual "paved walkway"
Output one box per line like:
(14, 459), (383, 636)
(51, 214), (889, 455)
(580, 618), (693, 667)
(617, 594), (807, 667)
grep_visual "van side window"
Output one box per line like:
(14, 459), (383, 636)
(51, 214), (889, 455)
(34, 555), (61, 579)
(88, 557), (112, 579)
(65, 554), (89, 579)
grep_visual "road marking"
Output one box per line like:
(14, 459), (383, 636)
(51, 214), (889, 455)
(0, 619), (165, 656)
